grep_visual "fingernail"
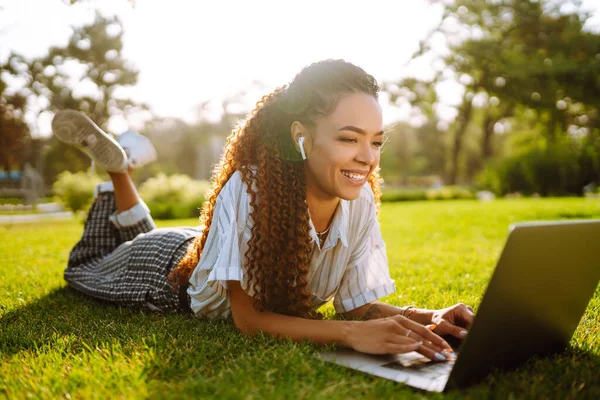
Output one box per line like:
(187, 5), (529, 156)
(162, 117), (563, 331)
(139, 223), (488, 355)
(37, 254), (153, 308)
(434, 352), (446, 361)
(443, 347), (454, 353)
(459, 330), (468, 337)
(427, 324), (437, 331)
(442, 350), (455, 359)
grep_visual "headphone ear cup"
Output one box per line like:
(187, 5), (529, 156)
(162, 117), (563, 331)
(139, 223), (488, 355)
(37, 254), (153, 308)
(298, 137), (307, 160)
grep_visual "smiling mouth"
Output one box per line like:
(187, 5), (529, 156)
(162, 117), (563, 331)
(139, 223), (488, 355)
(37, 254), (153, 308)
(341, 170), (368, 182)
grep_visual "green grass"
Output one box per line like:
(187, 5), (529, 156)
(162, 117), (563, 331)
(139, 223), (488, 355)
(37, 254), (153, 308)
(1, 198), (599, 399)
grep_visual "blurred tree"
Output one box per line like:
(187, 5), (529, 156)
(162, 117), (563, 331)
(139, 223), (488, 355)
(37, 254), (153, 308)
(447, 0), (600, 141)
(385, 78), (449, 181)
(3, 12), (145, 184)
(140, 98), (245, 183)
(386, 0), (600, 185)
(5, 12), (143, 129)
(0, 77), (30, 174)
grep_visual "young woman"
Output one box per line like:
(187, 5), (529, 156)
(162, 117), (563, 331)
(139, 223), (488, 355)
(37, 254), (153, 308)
(54, 59), (474, 362)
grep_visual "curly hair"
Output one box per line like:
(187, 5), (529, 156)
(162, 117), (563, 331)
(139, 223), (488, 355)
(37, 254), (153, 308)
(169, 59), (382, 318)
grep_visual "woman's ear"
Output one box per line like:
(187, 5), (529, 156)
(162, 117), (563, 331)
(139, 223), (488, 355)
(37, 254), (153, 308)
(290, 121), (304, 149)
(290, 121), (310, 157)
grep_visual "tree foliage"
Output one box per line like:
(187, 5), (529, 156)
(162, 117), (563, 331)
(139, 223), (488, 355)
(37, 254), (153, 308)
(385, 0), (600, 188)
(1, 11), (144, 184)
(0, 87), (29, 174)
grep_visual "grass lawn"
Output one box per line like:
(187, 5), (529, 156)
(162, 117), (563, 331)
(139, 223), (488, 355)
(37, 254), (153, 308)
(1, 198), (599, 399)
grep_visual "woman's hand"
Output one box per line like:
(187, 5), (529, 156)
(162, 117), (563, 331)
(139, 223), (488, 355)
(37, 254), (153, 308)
(345, 315), (454, 361)
(430, 303), (475, 339)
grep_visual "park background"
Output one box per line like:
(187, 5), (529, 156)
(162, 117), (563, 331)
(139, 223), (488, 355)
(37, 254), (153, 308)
(2, 0), (600, 214)
(2, 0), (600, 398)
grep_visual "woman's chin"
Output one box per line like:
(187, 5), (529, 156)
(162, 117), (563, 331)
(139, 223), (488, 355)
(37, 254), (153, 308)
(336, 187), (363, 201)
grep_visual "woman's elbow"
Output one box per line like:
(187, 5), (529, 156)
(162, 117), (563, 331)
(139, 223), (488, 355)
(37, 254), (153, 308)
(232, 314), (253, 335)
(231, 308), (262, 335)
(228, 281), (262, 335)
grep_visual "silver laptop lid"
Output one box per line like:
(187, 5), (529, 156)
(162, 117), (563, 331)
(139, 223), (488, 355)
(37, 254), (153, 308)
(448, 220), (600, 388)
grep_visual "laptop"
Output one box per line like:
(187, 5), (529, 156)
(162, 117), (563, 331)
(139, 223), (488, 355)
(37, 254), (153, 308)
(316, 220), (600, 392)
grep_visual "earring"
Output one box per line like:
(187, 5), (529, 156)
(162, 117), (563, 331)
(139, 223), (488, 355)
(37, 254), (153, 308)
(298, 137), (307, 160)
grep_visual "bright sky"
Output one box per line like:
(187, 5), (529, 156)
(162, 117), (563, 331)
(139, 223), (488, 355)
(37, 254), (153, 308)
(1, 0), (599, 137)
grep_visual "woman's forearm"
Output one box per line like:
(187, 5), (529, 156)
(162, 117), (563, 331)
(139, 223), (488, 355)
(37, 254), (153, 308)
(229, 280), (450, 358)
(236, 310), (355, 346)
(236, 301), (433, 347)
(345, 301), (434, 325)
(229, 280), (355, 346)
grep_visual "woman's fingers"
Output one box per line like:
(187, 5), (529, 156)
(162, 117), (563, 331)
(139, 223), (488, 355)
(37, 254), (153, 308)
(387, 319), (422, 344)
(379, 303), (477, 358)
(416, 343), (454, 361)
(430, 303), (476, 337)
(385, 339), (452, 362)
(392, 315), (450, 348)
(453, 303), (475, 327)
(437, 318), (469, 339)
(459, 305), (476, 326)
(388, 316), (451, 357)
(351, 319), (425, 355)
(369, 317), (455, 360)
(384, 340), (423, 355)
(417, 325), (451, 349)
(407, 331), (454, 360)
(384, 325), (452, 361)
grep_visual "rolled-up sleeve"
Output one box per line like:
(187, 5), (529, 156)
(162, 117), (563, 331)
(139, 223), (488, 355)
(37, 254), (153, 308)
(333, 204), (396, 314)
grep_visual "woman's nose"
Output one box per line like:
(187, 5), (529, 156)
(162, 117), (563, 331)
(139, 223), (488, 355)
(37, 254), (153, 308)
(356, 142), (376, 165)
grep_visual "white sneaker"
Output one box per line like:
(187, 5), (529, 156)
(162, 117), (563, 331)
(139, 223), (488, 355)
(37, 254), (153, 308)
(52, 110), (128, 173)
(117, 130), (157, 169)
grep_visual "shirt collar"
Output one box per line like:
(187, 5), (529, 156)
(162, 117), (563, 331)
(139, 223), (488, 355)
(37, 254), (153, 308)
(308, 199), (349, 250)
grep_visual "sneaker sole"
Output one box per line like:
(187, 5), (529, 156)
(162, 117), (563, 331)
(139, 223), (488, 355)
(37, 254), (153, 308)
(52, 110), (128, 172)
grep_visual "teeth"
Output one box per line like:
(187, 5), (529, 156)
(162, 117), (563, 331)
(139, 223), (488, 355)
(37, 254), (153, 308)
(342, 171), (366, 181)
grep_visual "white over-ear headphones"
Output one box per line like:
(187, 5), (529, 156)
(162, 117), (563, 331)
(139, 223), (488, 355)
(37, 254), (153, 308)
(297, 137), (307, 160)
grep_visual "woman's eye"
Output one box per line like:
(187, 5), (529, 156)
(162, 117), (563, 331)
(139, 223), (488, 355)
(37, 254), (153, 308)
(339, 137), (384, 148)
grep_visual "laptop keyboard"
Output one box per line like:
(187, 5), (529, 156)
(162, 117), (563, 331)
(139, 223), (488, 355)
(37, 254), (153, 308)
(382, 355), (456, 380)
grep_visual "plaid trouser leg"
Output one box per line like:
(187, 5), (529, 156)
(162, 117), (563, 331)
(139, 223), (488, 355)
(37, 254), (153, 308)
(64, 190), (200, 312)
(67, 192), (156, 270)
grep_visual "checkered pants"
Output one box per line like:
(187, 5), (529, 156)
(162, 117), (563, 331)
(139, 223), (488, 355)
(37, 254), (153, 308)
(65, 191), (200, 312)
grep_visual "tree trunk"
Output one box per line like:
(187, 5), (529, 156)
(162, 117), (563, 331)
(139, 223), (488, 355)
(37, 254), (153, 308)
(2, 158), (11, 175)
(482, 104), (514, 161)
(482, 111), (495, 160)
(448, 95), (473, 185)
(547, 109), (558, 143)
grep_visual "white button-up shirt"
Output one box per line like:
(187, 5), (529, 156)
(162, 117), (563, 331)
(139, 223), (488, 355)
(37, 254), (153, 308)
(187, 171), (396, 319)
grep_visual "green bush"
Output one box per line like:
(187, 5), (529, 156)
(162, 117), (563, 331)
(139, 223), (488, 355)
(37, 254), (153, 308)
(381, 186), (474, 202)
(477, 141), (600, 196)
(426, 186), (474, 200)
(0, 197), (26, 205)
(381, 188), (427, 202)
(475, 165), (503, 195)
(0, 197), (54, 205)
(139, 173), (210, 219)
(53, 171), (102, 212)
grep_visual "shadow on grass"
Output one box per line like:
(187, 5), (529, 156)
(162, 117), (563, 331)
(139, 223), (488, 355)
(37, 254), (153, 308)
(2, 288), (600, 398)
(1, 287), (248, 361)
(1, 287), (326, 394)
